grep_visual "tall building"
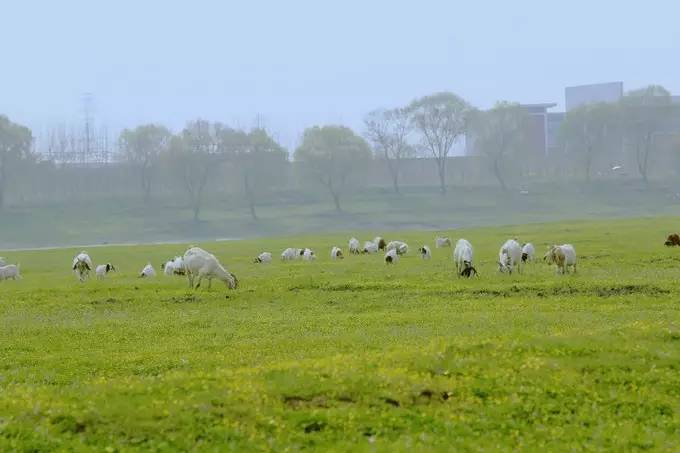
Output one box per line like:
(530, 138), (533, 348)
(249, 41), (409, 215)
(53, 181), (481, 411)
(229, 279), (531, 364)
(565, 82), (623, 111)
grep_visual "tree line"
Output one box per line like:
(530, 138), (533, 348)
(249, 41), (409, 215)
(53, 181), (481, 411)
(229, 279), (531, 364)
(1, 85), (679, 221)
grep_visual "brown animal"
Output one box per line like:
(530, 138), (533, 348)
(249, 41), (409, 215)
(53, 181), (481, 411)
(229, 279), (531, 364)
(665, 234), (680, 246)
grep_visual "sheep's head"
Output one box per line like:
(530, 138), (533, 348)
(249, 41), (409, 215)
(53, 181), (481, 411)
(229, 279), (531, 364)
(226, 273), (238, 289)
(253, 257), (262, 263)
(543, 246), (557, 264)
(378, 239), (387, 250)
(106, 263), (116, 273)
(521, 253), (528, 263)
(460, 265), (477, 278)
(385, 255), (393, 264)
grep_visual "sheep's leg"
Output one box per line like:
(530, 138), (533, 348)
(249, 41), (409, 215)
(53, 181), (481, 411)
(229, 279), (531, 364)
(207, 278), (212, 289)
(195, 275), (203, 289)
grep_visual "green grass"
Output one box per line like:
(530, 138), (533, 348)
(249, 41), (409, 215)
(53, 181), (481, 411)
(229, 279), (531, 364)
(3, 180), (680, 248)
(1, 217), (680, 451)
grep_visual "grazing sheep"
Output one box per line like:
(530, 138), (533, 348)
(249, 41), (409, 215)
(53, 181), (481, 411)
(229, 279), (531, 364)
(373, 237), (387, 251)
(302, 248), (316, 261)
(435, 237), (452, 248)
(281, 248), (299, 261)
(72, 251), (93, 282)
(521, 243), (536, 263)
(384, 249), (400, 264)
(349, 237), (361, 254)
(498, 239), (522, 274)
(453, 239), (477, 278)
(0, 264), (21, 281)
(386, 241), (409, 255)
(254, 252), (272, 263)
(183, 246), (238, 290)
(139, 263), (157, 278)
(95, 263), (116, 280)
(363, 241), (379, 254)
(162, 256), (186, 276)
(544, 244), (577, 274)
(665, 234), (680, 246)
(330, 246), (344, 260)
(419, 245), (432, 260)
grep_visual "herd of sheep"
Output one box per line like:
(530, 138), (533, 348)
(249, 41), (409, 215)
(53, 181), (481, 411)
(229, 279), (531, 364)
(0, 236), (578, 287)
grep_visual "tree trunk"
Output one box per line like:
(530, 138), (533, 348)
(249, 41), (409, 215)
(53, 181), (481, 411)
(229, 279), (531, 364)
(331, 190), (342, 212)
(0, 162), (5, 209)
(385, 157), (400, 195)
(493, 157), (507, 191)
(192, 203), (200, 223)
(437, 158), (447, 195)
(244, 174), (257, 221)
(142, 165), (152, 203)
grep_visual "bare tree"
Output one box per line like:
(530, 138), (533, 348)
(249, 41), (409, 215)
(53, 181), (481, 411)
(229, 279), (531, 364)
(119, 124), (171, 202)
(406, 92), (470, 194)
(620, 85), (673, 187)
(364, 108), (412, 195)
(469, 102), (531, 191)
(0, 115), (33, 209)
(167, 120), (223, 222)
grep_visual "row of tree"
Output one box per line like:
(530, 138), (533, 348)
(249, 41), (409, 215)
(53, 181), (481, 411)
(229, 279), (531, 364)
(1, 85), (678, 219)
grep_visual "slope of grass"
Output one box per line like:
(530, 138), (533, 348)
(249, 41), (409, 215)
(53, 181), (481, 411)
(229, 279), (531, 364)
(2, 180), (680, 248)
(1, 217), (679, 450)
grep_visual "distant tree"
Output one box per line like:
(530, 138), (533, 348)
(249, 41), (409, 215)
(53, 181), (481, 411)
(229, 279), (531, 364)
(0, 115), (33, 209)
(364, 108), (413, 195)
(406, 92), (471, 194)
(559, 102), (616, 184)
(167, 120), (224, 222)
(294, 125), (372, 212)
(239, 129), (288, 220)
(119, 124), (171, 202)
(619, 85), (673, 187)
(469, 102), (531, 191)
(213, 126), (288, 220)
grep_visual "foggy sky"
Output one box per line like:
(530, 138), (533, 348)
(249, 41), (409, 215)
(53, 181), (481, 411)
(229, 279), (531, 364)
(2, 0), (679, 151)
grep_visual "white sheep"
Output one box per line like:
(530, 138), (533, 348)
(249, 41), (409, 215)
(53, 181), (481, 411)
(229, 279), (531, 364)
(302, 248), (316, 261)
(498, 239), (522, 274)
(0, 257), (6, 266)
(419, 245), (432, 260)
(544, 244), (577, 274)
(453, 239), (476, 277)
(435, 237), (452, 248)
(386, 241), (409, 255)
(521, 243), (536, 263)
(254, 252), (272, 263)
(349, 238), (360, 255)
(162, 256), (186, 276)
(281, 248), (298, 261)
(330, 246), (344, 260)
(362, 241), (378, 254)
(95, 263), (116, 280)
(384, 249), (400, 264)
(72, 251), (93, 282)
(0, 264), (21, 281)
(183, 246), (238, 289)
(139, 263), (157, 278)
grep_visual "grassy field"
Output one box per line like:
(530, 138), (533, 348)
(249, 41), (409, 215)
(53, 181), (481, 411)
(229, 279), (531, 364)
(3, 180), (680, 249)
(1, 217), (680, 450)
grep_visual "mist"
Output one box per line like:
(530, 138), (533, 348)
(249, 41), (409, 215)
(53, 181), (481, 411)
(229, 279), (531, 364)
(2, 0), (680, 248)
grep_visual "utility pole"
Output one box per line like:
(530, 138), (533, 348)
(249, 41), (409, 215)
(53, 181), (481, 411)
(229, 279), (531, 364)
(81, 92), (94, 164)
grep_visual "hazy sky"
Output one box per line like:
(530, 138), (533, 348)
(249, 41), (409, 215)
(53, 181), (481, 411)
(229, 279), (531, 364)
(3, 0), (679, 151)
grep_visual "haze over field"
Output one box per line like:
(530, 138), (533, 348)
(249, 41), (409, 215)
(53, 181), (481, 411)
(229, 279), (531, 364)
(2, 1), (680, 249)
(3, 0), (680, 149)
